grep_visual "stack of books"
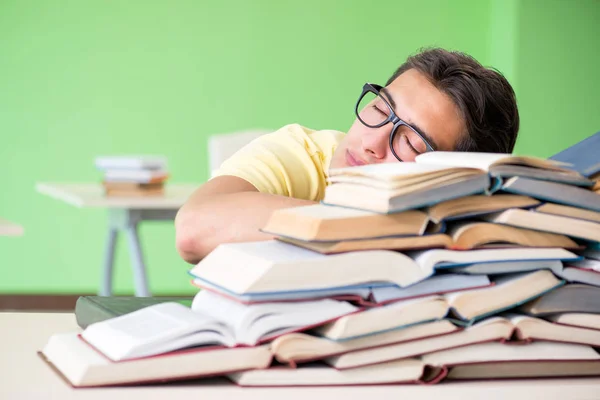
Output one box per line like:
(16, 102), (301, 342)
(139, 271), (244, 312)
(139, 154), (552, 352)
(41, 138), (600, 387)
(95, 155), (169, 197)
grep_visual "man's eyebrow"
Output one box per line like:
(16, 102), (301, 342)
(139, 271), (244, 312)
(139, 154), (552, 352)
(380, 86), (439, 151)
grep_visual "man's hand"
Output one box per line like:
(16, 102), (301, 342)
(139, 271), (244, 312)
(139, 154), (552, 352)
(175, 176), (315, 264)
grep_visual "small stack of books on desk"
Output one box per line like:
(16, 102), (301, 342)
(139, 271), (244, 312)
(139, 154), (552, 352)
(95, 155), (168, 197)
(41, 136), (600, 388)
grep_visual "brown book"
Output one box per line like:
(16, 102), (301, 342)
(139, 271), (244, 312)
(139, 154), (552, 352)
(426, 194), (540, 224)
(277, 222), (578, 255)
(103, 181), (165, 197)
(262, 204), (429, 241)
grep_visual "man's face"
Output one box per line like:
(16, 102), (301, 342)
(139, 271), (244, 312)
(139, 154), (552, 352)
(330, 69), (466, 169)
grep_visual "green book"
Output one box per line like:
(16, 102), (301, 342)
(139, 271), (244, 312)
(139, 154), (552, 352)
(74, 296), (193, 328)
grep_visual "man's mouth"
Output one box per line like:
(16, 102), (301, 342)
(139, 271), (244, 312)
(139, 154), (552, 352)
(345, 150), (366, 167)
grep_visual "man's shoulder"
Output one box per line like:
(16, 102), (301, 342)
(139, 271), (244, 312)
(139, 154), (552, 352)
(270, 123), (345, 151)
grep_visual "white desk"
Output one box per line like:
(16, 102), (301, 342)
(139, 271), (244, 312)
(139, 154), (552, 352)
(2, 312), (600, 400)
(0, 218), (23, 236)
(36, 183), (199, 297)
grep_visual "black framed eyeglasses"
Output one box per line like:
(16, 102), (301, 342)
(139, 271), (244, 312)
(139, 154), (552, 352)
(355, 83), (435, 161)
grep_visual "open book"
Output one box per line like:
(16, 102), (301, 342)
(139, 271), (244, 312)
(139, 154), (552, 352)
(229, 342), (600, 386)
(270, 320), (459, 366)
(193, 273), (491, 305)
(279, 222), (578, 254)
(262, 204), (429, 241)
(80, 290), (356, 361)
(325, 314), (600, 369)
(536, 202), (600, 224)
(483, 208), (600, 242)
(323, 152), (585, 213)
(309, 270), (562, 342)
(188, 240), (577, 295)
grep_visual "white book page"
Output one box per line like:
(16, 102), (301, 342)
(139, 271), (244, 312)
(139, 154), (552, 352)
(407, 248), (577, 270)
(225, 240), (328, 263)
(423, 341), (600, 366)
(415, 152), (512, 170)
(192, 290), (357, 345)
(81, 302), (230, 361)
(570, 258), (600, 272)
(328, 162), (458, 179)
(372, 274), (490, 303)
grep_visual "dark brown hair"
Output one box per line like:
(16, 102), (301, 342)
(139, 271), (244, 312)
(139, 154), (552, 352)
(387, 48), (519, 153)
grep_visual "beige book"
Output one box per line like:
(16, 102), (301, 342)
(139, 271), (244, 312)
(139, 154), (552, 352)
(483, 208), (600, 242)
(40, 332), (271, 387)
(426, 194), (540, 223)
(536, 202), (600, 223)
(270, 320), (458, 365)
(262, 204), (429, 241)
(548, 313), (600, 330)
(326, 314), (600, 370)
(276, 222), (577, 254)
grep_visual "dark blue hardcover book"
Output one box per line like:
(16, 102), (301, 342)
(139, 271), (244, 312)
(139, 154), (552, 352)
(550, 131), (600, 177)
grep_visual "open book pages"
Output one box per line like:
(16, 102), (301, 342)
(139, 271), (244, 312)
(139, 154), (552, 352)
(325, 316), (512, 369)
(426, 194), (540, 224)
(415, 152), (571, 172)
(536, 202), (600, 224)
(189, 241), (577, 296)
(270, 320), (459, 365)
(445, 270), (564, 322)
(502, 177), (600, 212)
(276, 234), (453, 255)
(229, 341), (600, 386)
(423, 341), (600, 366)
(313, 296), (450, 341)
(194, 273), (490, 306)
(483, 208), (600, 242)
(228, 358), (441, 387)
(262, 204), (429, 241)
(276, 223), (578, 254)
(451, 259), (563, 275)
(548, 313), (600, 330)
(41, 332), (271, 387)
(370, 274), (491, 304)
(520, 284), (600, 316)
(322, 174), (490, 214)
(445, 221), (578, 250)
(326, 314), (600, 370)
(81, 292), (357, 361)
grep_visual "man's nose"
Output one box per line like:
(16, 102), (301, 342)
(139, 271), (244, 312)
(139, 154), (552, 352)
(361, 125), (391, 160)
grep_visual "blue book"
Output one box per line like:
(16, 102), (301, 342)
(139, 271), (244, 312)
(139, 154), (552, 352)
(550, 131), (600, 178)
(501, 176), (600, 212)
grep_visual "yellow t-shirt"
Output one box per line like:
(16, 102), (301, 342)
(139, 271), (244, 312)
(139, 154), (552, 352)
(212, 124), (345, 201)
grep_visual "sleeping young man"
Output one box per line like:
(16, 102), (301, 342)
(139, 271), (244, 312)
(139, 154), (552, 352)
(175, 48), (520, 263)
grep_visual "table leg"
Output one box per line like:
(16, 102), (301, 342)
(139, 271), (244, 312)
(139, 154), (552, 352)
(125, 222), (151, 297)
(100, 228), (119, 296)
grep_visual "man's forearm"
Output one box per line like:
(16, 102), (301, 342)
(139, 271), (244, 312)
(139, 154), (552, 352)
(175, 191), (314, 263)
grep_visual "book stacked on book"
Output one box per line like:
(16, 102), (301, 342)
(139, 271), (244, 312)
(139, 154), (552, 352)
(95, 155), (169, 197)
(41, 135), (600, 387)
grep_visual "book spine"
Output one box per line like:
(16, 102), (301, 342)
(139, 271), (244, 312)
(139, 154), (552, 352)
(74, 297), (118, 329)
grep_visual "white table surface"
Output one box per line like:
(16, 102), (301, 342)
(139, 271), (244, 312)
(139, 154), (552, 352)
(0, 218), (23, 236)
(35, 182), (199, 209)
(2, 312), (600, 400)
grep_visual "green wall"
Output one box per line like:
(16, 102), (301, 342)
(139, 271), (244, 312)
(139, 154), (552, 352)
(514, 0), (600, 156)
(0, 0), (597, 295)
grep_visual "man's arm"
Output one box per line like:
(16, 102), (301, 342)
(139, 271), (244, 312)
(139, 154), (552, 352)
(175, 176), (315, 264)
